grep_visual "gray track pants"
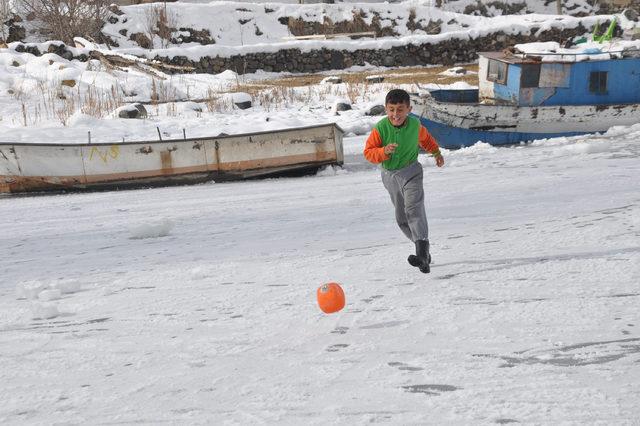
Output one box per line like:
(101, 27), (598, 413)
(381, 161), (429, 242)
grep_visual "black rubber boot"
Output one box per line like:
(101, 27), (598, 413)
(407, 240), (431, 273)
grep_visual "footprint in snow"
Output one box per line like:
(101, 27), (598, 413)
(326, 343), (349, 352)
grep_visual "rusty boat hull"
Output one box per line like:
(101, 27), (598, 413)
(0, 124), (344, 193)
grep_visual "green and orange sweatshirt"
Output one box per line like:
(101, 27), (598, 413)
(364, 116), (441, 170)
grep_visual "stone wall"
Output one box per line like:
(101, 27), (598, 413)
(157, 24), (596, 75)
(12, 22), (608, 76)
(599, 0), (640, 14)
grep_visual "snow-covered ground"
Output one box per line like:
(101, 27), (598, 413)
(1, 1), (639, 422)
(1, 125), (638, 423)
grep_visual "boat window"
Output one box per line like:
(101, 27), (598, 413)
(521, 63), (541, 88)
(589, 71), (608, 94)
(487, 59), (508, 85)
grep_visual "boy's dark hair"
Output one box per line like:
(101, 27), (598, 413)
(385, 89), (411, 106)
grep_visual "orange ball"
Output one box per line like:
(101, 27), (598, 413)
(317, 282), (345, 314)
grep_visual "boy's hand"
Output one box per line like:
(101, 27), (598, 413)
(435, 154), (444, 167)
(384, 143), (398, 155)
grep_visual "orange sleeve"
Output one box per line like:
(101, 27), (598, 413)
(363, 128), (389, 164)
(418, 126), (441, 155)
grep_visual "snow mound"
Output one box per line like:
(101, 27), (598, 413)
(30, 302), (60, 320)
(129, 218), (174, 239)
(38, 289), (62, 302)
(15, 280), (48, 300)
(316, 165), (347, 177)
(231, 92), (252, 103)
(190, 267), (210, 280)
(50, 279), (82, 294)
(456, 141), (499, 155)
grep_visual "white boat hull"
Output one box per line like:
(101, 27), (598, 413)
(0, 124), (344, 193)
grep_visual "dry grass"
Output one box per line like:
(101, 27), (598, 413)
(219, 64), (479, 112)
(236, 64), (479, 94)
(12, 79), (125, 126)
(12, 63), (479, 126)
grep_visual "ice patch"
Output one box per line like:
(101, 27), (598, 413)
(129, 218), (174, 239)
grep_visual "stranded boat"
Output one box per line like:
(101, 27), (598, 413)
(414, 40), (640, 148)
(0, 123), (344, 193)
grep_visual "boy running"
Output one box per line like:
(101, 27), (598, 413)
(363, 89), (444, 273)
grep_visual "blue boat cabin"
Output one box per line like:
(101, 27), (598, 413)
(478, 50), (640, 106)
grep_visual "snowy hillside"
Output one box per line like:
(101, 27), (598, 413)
(99, 1), (607, 51)
(1, 125), (639, 423)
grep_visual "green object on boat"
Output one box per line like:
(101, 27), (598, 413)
(593, 18), (617, 43)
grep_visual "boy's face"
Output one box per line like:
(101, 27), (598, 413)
(385, 102), (412, 126)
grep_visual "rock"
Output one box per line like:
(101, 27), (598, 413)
(425, 20), (442, 35)
(130, 32), (152, 49)
(365, 105), (386, 116)
(7, 24), (25, 43)
(235, 101), (252, 110)
(232, 92), (252, 110)
(118, 103), (148, 119)
(383, 55), (395, 67)
(623, 8), (639, 22)
(334, 102), (352, 112)
(25, 45), (40, 56)
(109, 4), (124, 15)
(61, 80), (76, 88)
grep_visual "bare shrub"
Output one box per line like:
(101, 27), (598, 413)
(285, 8), (386, 37)
(344, 82), (362, 104)
(55, 96), (74, 126)
(166, 102), (177, 117)
(144, 3), (177, 48)
(0, 0), (13, 42)
(147, 78), (179, 105)
(21, 102), (27, 126)
(80, 84), (123, 118)
(150, 79), (158, 104)
(204, 87), (229, 113)
(15, 0), (110, 44)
